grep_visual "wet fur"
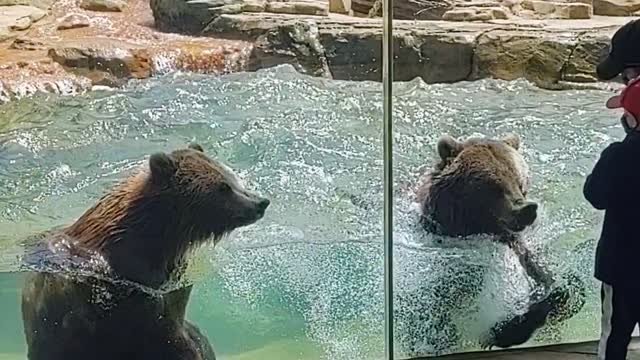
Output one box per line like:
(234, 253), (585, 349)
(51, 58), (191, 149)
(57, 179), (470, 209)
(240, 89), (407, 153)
(413, 134), (585, 353)
(21, 144), (269, 360)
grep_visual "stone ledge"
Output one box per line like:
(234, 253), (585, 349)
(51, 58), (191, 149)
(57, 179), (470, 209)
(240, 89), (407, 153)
(190, 12), (624, 88)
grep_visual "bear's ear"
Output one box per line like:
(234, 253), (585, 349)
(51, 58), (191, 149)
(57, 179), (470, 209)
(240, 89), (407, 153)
(502, 133), (520, 150)
(437, 135), (462, 161)
(149, 153), (177, 183)
(188, 143), (204, 152)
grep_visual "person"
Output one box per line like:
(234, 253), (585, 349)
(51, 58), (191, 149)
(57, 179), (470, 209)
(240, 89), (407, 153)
(596, 19), (640, 84)
(584, 73), (640, 359)
(586, 19), (640, 360)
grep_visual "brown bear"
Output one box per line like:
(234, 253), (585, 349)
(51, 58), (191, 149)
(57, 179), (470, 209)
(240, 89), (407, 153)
(403, 134), (585, 354)
(20, 144), (270, 360)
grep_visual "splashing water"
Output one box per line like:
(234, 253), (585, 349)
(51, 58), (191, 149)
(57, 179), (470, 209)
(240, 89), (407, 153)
(0, 65), (618, 359)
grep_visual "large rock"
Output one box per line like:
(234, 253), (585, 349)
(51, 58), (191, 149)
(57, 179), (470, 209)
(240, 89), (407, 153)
(0, 0), (53, 10)
(351, 0), (453, 19)
(47, 43), (152, 80)
(320, 30), (474, 82)
(593, 0), (640, 15)
(442, 7), (509, 21)
(149, 6), (624, 87)
(472, 29), (576, 85)
(265, 2), (328, 16)
(151, 0), (244, 33)
(0, 5), (47, 35)
(249, 20), (331, 77)
(521, 0), (593, 18)
(0, 26), (11, 42)
(562, 34), (609, 82)
(57, 13), (91, 30)
(80, 0), (127, 11)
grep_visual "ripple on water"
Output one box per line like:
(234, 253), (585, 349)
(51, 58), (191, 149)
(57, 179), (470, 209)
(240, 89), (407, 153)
(0, 65), (619, 358)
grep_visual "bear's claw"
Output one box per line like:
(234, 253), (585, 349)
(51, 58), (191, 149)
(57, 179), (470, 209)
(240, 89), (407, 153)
(481, 285), (573, 349)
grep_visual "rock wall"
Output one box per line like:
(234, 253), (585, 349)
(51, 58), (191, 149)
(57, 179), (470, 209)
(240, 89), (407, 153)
(155, 5), (616, 88)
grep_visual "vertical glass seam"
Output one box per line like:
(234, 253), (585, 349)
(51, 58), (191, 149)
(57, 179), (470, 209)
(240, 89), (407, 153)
(382, 0), (394, 358)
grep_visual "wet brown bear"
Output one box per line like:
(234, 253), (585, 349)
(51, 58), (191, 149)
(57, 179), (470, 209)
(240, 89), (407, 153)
(20, 144), (270, 360)
(413, 134), (584, 352)
(417, 133), (537, 238)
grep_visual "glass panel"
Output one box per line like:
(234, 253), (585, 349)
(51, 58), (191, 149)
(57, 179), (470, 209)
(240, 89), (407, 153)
(0, 0), (387, 358)
(390, 11), (617, 359)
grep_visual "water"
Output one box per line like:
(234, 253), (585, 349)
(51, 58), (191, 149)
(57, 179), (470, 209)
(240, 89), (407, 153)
(0, 65), (622, 359)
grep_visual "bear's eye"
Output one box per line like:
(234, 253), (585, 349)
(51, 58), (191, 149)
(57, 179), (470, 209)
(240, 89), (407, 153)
(219, 183), (232, 193)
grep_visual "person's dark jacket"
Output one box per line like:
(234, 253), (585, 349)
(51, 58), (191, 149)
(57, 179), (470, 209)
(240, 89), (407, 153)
(584, 130), (640, 288)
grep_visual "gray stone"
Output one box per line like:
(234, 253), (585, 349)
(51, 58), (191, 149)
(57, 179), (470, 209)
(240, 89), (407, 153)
(80, 0), (127, 12)
(249, 20), (331, 77)
(150, 0), (245, 33)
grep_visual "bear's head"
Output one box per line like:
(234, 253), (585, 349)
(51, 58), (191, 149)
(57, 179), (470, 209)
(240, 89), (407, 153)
(64, 144), (270, 286)
(417, 134), (537, 238)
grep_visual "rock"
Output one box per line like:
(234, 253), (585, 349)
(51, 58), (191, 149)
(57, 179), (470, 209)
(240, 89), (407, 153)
(10, 36), (46, 50)
(265, 2), (328, 16)
(0, 26), (12, 42)
(395, 33), (474, 83)
(521, 0), (592, 18)
(80, 0), (126, 12)
(472, 29), (576, 86)
(47, 44), (152, 79)
(10, 16), (32, 30)
(442, 7), (509, 21)
(80, 69), (126, 87)
(0, 0), (54, 10)
(351, 0), (453, 19)
(329, 0), (351, 14)
(249, 20), (331, 78)
(593, 0), (640, 15)
(555, 3), (592, 18)
(562, 34), (609, 82)
(149, 8), (623, 87)
(0, 5), (46, 34)
(57, 14), (91, 30)
(151, 0), (246, 33)
(243, 0), (266, 12)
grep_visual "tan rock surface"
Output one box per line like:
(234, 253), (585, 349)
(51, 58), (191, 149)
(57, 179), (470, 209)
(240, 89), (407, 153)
(593, 0), (640, 15)
(522, 0), (593, 18)
(57, 13), (91, 29)
(443, 7), (509, 21)
(265, 1), (328, 15)
(0, 0), (251, 102)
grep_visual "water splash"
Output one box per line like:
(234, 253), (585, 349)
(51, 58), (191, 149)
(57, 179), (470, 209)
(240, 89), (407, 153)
(0, 67), (615, 358)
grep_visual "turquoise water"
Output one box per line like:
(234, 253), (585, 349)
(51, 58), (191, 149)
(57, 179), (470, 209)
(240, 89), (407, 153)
(0, 65), (623, 359)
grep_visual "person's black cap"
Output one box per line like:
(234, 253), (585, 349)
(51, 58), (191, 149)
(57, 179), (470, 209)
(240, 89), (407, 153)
(597, 19), (640, 81)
